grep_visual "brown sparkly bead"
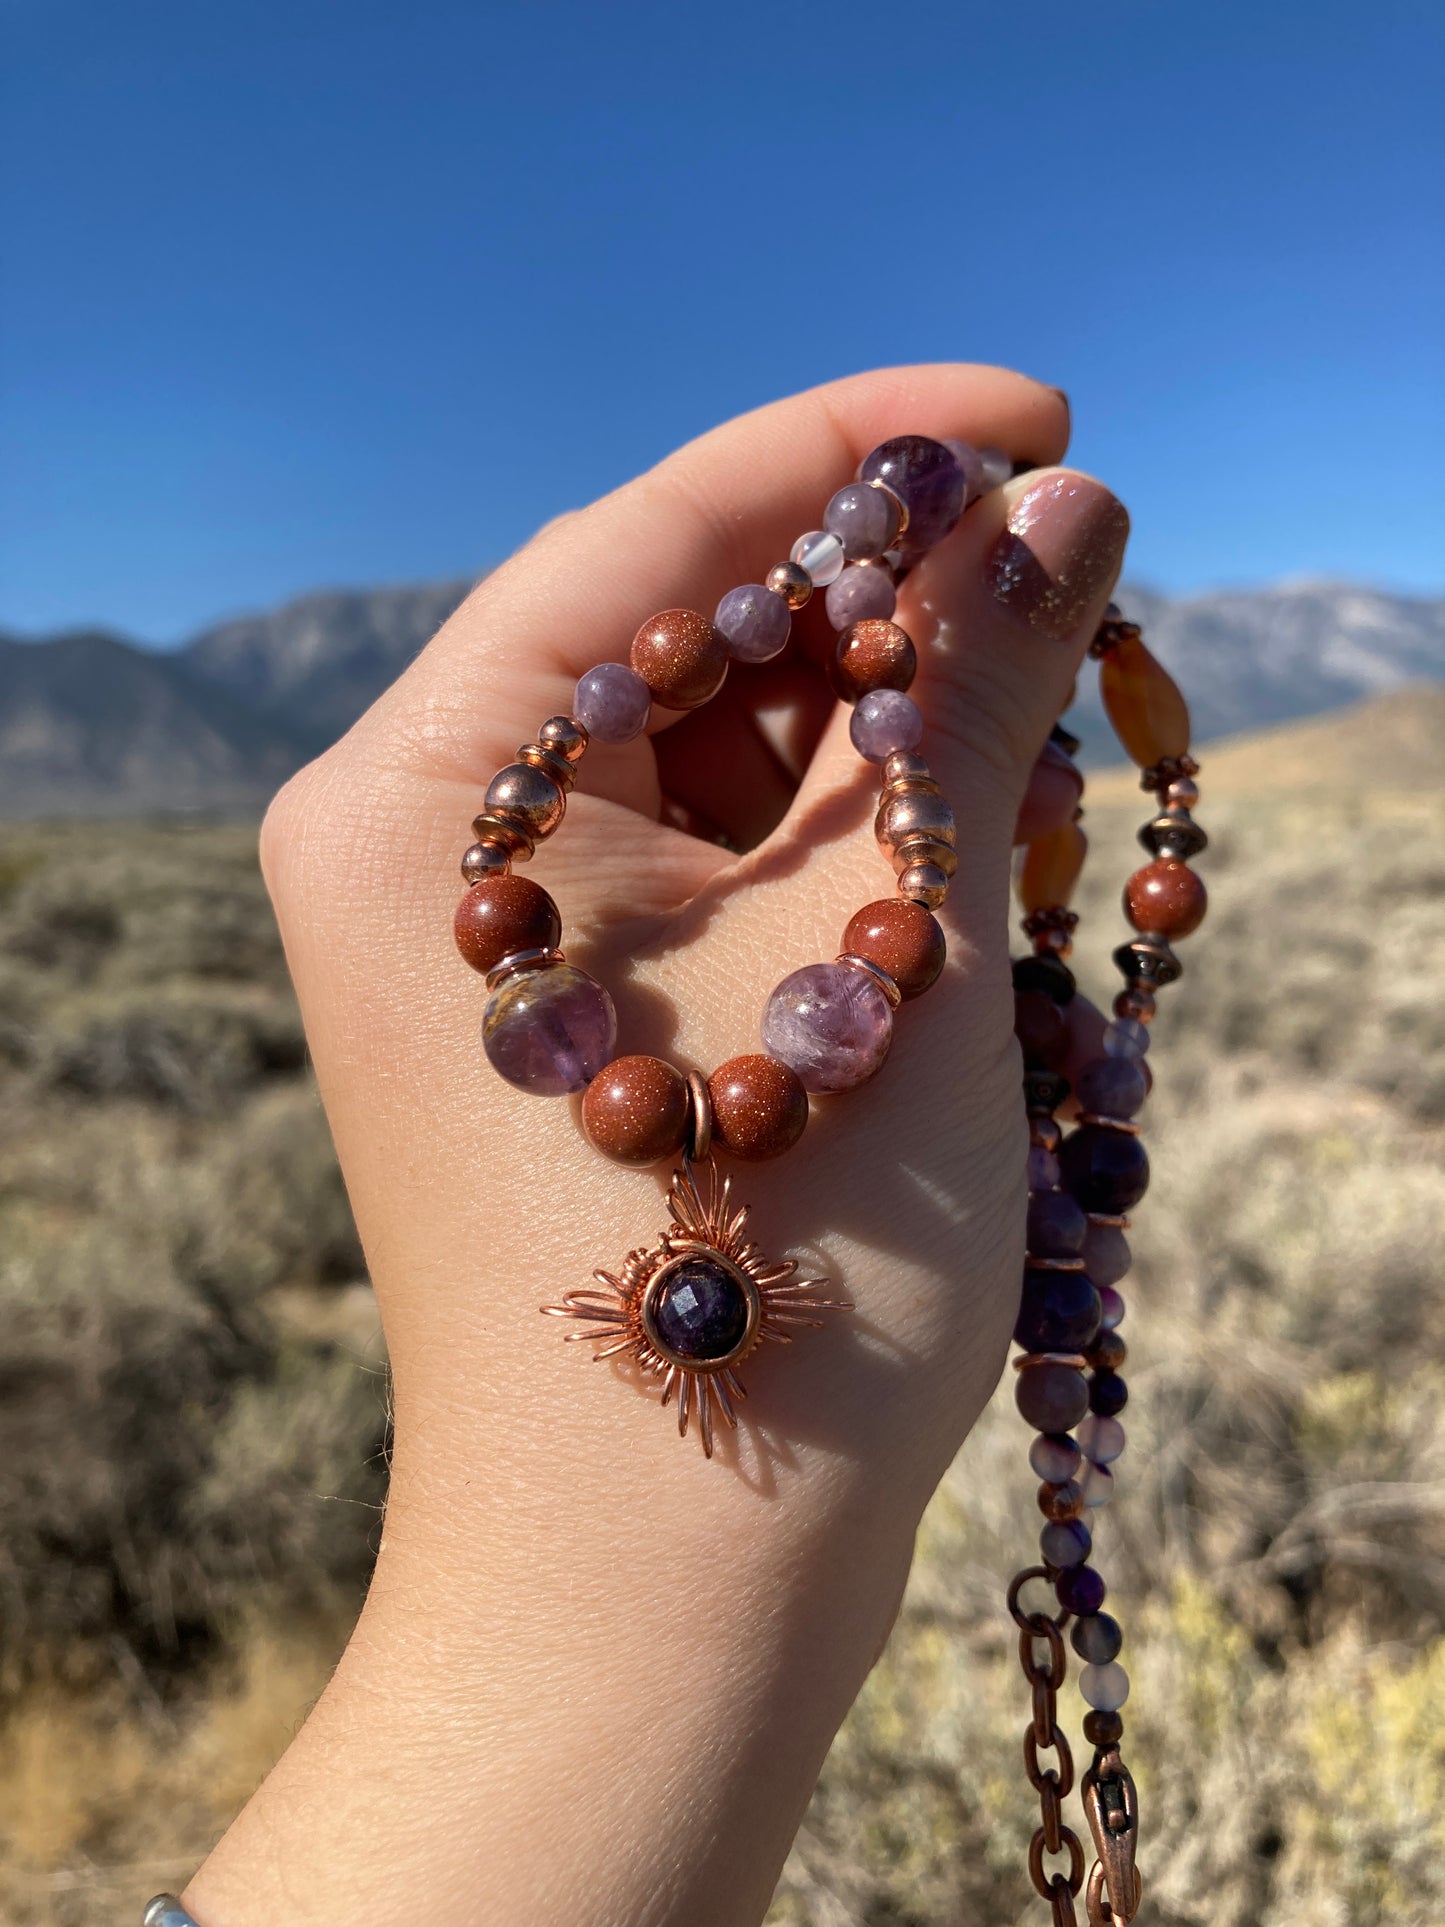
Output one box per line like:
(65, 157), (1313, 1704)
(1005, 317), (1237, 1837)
(630, 608), (729, 711)
(766, 560), (812, 609)
(1014, 990), (1067, 1067)
(1019, 822), (1088, 914)
(1039, 1478), (1086, 1521)
(1083, 1710), (1124, 1747)
(454, 874), (561, 975)
(1124, 859), (1207, 939)
(829, 619), (917, 702)
(707, 1054), (809, 1162)
(581, 1055), (689, 1166)
(841, 898), (945, 1001)
(485, 762), (566, 840)
(1100, 632), (1192, 767)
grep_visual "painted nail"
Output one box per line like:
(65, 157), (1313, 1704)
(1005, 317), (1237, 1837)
(987, 472), (1129, 641)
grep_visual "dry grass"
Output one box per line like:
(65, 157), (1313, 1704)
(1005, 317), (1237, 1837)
(0, 706), (1442, 1923)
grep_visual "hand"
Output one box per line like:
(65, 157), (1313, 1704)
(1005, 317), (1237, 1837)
(185, 365), (1127, 1927)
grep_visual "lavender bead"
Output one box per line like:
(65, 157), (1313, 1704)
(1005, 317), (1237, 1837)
(976, 446), (1012, 492)
(1104, 1016), (1150, 1058)
(1027, 1189), (1089, 1258)
(790, 529), (846, 585)
(761, 961), (893, 1094)
(1097, 1284), (1126, 1330)
(941, 438), (984, 502)
(1041, 1518), (1092, 1568)
(1029, 1432), (1082, 1483)
(825, 563), (896, 628)
(823, 482), (901, 561)
(1075, 1054), (1149, 1118)
(482, 963), (617, 1096)
(1080, 1660), (1130, 1711)
(573, 662), (651, 744)
(714, 584), (791, 664)
(859, 436), (966, 552)
(850, 688), (923, 763)
(1078, 1413), (1126, 1465)
(1082, 1220), (1132, 1288)
(1027, 1146), (1061, 1191)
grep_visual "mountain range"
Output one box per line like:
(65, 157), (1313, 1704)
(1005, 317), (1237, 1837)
(0, 577), (1440, 817)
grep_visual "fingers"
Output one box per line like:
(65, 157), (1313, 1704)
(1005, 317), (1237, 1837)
(1015, 739), (1085, 846)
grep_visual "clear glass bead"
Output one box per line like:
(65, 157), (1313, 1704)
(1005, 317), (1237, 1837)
(789, 529), (846, 586)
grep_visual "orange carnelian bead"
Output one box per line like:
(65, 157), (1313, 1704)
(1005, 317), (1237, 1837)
(1019, 822), (1088, 913)
(1099, 633), (1192, 768)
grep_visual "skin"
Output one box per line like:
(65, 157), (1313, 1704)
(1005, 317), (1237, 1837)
(184, 365), (1126, 1927)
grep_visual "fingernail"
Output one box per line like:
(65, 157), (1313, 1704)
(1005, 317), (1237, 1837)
(1038, 737), (1084, 791)
(987, 472), (1129, 641)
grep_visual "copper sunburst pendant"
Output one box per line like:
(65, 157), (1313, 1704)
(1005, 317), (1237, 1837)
(541, 1160), (849, 1456)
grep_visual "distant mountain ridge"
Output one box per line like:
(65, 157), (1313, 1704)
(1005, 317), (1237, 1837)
(0, 577), (1440, 817)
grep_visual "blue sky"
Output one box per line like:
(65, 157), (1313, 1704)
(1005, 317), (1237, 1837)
(3, 0), (1441, 641)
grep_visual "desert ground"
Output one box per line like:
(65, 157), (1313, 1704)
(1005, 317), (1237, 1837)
(1, 691), (1442, 1926)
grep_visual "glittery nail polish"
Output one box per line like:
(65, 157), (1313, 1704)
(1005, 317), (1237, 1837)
(988, 473), (1130, 641)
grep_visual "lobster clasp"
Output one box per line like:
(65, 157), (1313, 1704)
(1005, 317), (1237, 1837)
(1081, 1748), (1141, 1925)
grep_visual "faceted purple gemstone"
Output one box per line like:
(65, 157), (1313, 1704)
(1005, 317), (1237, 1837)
(761, 961), (893, 1094)
(942, 438), (984, 502)
(825, 563), (896, 629)
(714, 583), (791, 664)
(1081, 1220), (1132, 1288)
(482, 963), (617, 1096)
(1075, 1054), (1149, 1118)
(573, 662), (651, 744)
(1014, 1267), (1102, 1353)
(1057, 1565), (1107, 1615)
(1041, 1518), (1092, 1569)
(650, 1255), (750, 1362)
(849, 688), (923, 763)
(859, 436), (967, 553)
(1026, 1189), (1089, 1258)
(1059, 1125), (1150, 1215)
(823, 481), (901, 561)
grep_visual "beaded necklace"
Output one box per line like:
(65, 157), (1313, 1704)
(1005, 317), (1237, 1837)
(449, 437), (1205, 1927)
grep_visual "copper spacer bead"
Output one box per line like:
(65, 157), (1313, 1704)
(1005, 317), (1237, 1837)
(898, 860), (950, 909)
(1035, 927), (1073, 957)
(866, 476), (910, 536)
(876, 788), (957, 862)
(1165, 775), (1199, 809)
(461, 840), (510, 883)
(836, 951), (903, 1009)
(684, 1069), (713, 1163)
(882, 750), (932, 787)
(1114, 985), (1157, 1023)
(483, 946), (565, 991)
(1038, 1478), (1086, 1522)
(484, 762), (566, 841)
(766, 560), (812, 609)
(538, 715), (589, 762)
(893, 835), (958, 879)
(470, 809), (535, 862)
(517, 742), (578, 792)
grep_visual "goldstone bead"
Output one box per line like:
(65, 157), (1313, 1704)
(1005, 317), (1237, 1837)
(454, 875), (562, 976)
(1125, 859), (1208, 939)
(485, 762), (565, 840)
(581, 1055), (690, 1165)
(1080, 1660), (1130, 1711)
(841, 898), (945, 1000)
(707, 1053), (809, 1161)
(831, 619), (917, 701)
(631, 609), (729, 711)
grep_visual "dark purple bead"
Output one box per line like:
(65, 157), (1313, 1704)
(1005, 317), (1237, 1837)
(1014, 1268), (1102, 1353)
(859, 436), (967, 553)
(1071, 1612), (1123, 1663)
(1016, 1361), (1089, 1432)
(1090, 1369), (1129, 1417)
(1059, 1125), (1151, 1214)
(1041, 1518), (1092, 1569)
(1026, 1189), (1088, 1258)
(649, 1255), (751, 1362)
(1075, 1054), (1149, 1118)
(1097, 1285), (1126, 1330)
(1056, 1565), (1107, 1616)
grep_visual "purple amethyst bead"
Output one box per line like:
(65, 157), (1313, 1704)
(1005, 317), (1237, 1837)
(942, 438), (984, 502)
(649, 1255), (752, 1362)
(714, 584), (791, 664)
(850, 688), (923, 763)
(825, 563), (897, 629)
(1026, 1189), (1089, 1258)
(1082, 1220), (1132, 1287)
(976, 446), (1012, 492)
(1057, 1565), (1107, 1616)
(1060, 1125), (1150, 1215)
(1013, 1267), (1102, 1354)
(482, 963), (617, 1096)
(1075, 1054), (1149, 1118)
(573, 662), (651, 744)
(859, 436), (967, 553)
(823, 482), (901, 561)
(761, 961), (893, 1093)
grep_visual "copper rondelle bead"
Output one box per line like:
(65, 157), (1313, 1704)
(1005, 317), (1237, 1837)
(581, 1055), (689, 1166)
(766, 560), (812, 609)
(707, 1054), (809, 1162)
(1039, 1479), (1086, 1522)
(830, 619), (917, 702)
(841, 898), (946, 1001)
(454, 874), (562, 975)
(630, 608), (729, 711)
(461, 840), (510, 883)
(1124, 859), (1208, 939)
